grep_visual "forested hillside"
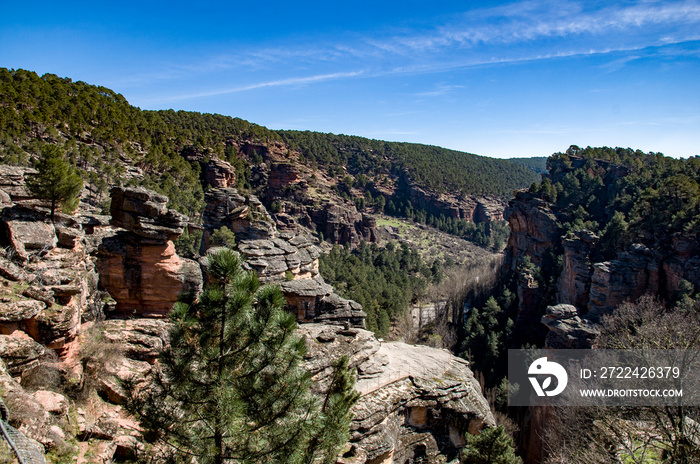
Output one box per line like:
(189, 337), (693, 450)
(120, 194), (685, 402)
(0, 68), (538, 222)
(529, 145), (700, 257)
(508, 156), (548, 174)
(278, 130), (539, 196)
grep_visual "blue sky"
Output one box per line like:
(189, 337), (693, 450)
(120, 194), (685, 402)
(1, 0), (699, 158)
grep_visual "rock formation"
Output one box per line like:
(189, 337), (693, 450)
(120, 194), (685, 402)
(181, 147), (237, 188)
(240, 157), (379, 248)
(97, 187), (202, 317)
(541, 304), (599, 349)
(302, 324), (494, 463)
(202, 187), (276, 243)
(203, 188), (368, 327)
(556, 230), (597, 311)
(0, 173), (495, 463)
(0, 208), (96, 357)
(407, 184), (506, 225)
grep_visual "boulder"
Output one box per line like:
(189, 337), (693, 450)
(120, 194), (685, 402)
(32, 390), (68, 415)
(0, 299), (45, 322)
(4, 220), (57, 260)
(541, 304), (599, 349)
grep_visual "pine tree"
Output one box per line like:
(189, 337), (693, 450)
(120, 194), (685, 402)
(462, 426), (522, 464)
(127, 249), (358, 464)
(26, 144), (82, 222)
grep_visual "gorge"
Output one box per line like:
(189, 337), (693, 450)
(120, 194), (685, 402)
(1, 69), (699, 464)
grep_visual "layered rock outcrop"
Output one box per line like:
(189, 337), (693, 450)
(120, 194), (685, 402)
(181, 148), (236, 188)
(0, 208), (96, 356)
(1, 172), (494, 463)
(556, 231), (597, 311)
(541, 304), (599, 349)
(300, 324), (495, 464)
(97, 187), (202, 317)
(203, 188), (367, 327)
(202, 187), (276, 243)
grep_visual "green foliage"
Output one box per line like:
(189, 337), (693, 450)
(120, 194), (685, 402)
(462, 426), (522, 464)
(26, 144), (82, 221)
(209, 226), (237, 249)
(531, 147), (700, 256)
(508, 156), (548, 174)
(174, 227), (203, 259)
(461, 297), (515, 387)
(0, 68), (280, 218)
(383, 196), (511, 249)
(319, 241), (437, 337)
(126, 249), (357, 464)
(279, 130), (539, 197)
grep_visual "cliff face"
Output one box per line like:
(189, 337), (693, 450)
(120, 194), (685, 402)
(506, 189), (700, 345)
(504, 191), (560, 273)
(408, 183), (506, 224)
(261, 160), (379, 248)
(301, 324), (494, 464)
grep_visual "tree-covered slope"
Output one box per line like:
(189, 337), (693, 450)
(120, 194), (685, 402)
(0, 68), (539, 216)
(508, 156), (547, 174)
(529, 145), (700, 257)
(278, 130), (540, 197)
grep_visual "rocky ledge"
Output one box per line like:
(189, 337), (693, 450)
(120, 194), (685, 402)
(300, 324), (494, 464)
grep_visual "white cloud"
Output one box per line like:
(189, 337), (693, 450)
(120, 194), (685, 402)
(148, 71), (365, 103)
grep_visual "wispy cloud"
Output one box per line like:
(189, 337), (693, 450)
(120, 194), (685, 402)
(378, 0), (700, 53)
(148, 71), (364, 103)
(138, 0), (700, 98)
